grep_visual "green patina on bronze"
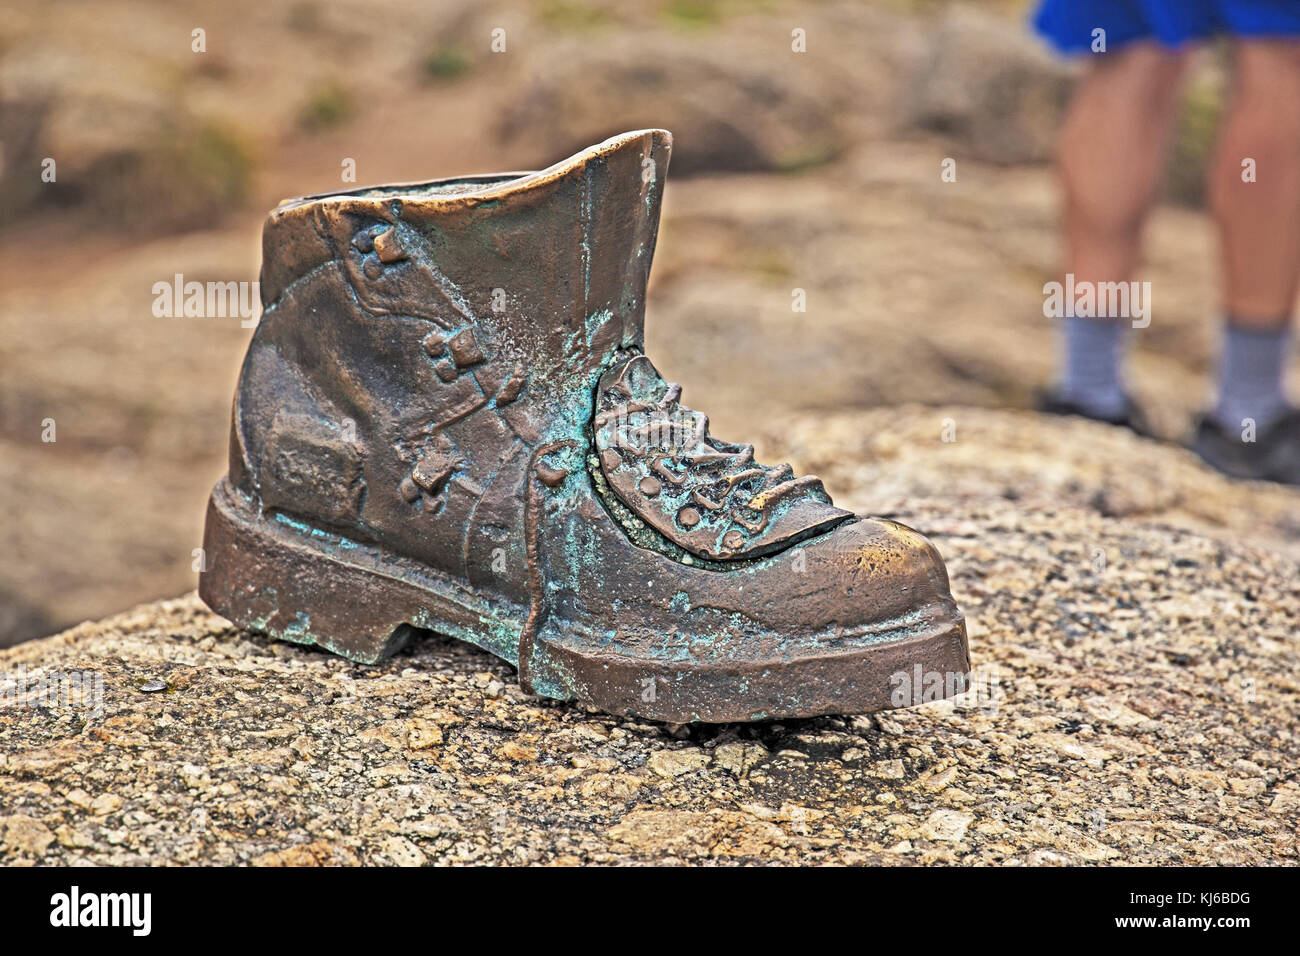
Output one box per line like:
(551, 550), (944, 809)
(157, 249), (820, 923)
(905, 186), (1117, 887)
(198, 130), (970, 722)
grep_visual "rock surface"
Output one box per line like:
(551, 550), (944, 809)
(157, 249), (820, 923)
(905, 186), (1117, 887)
(2, 408), (1297, 866)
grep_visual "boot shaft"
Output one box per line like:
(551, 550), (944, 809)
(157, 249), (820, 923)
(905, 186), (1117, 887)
(257, 129), (671, 400)
(229, 131), (671, 594)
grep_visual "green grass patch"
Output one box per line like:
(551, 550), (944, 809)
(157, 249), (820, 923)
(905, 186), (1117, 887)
(299, 83), (353, 130)
(661, 0), (723, 30)
(423, 45), (471, 81)
(539, 0), (614, 30)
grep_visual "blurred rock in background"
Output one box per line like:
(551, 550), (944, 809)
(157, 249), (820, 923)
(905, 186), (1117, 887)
(0, 0), (1294, 647)
(901, 4), (1073, 165)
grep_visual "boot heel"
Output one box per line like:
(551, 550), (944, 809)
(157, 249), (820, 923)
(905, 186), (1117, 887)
(199, 478), (415, 663)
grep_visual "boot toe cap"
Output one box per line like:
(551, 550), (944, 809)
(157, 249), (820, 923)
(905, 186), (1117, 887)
(797, 516), (956, 630)
(535, 509), (969, 720)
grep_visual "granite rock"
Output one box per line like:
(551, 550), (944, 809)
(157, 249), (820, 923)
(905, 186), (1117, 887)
(2, 408), (1296, 866)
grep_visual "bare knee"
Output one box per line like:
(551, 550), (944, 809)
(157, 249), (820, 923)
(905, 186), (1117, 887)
(1074, 43), (1191, 113)
(1212, 42), (1300, 209)
(1059, 45), (1190, 237)
(1227, 40), (1300, 132)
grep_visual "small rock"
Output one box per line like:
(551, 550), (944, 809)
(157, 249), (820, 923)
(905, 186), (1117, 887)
(920, 766), (959, 792)
(251, 840), (360, 867)
(712, 741), (766, 776)
(648, 748), (710, 778)
(499, 741), (539, 762)
(1, 814), (55, 856)
(921, 810), (974, 843)
(380, 835), (426, 868)
(89, 793), (122, 816)
(873, 758), (906, 780)
(1229, 777), (1264, 797)
(405, 718), (444, 751)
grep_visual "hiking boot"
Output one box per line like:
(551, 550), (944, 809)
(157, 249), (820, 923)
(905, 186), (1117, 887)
(199, 129), (970, 722)
(1191, 410), (1300, 486)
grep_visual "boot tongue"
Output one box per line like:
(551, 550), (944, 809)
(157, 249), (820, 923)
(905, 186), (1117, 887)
(593, 356), (853, 561)
(605, 352), (668, 403)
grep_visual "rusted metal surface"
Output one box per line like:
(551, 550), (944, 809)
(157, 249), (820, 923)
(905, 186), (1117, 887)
(199, 129), (970, 722)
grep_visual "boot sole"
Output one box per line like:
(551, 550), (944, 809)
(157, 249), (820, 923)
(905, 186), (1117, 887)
(200, 477), (971, 722)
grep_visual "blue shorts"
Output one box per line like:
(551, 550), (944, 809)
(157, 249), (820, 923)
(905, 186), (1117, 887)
(1034, 0), (1300, 54)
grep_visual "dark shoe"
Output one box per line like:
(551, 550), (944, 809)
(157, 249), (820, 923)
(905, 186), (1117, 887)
(1191, 409), (1300, 486)
(1036, 388), (1158, 439)
(198, 130), (969, 722)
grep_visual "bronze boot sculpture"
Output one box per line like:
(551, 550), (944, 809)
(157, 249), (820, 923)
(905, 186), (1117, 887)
(200, 129), (970, 722)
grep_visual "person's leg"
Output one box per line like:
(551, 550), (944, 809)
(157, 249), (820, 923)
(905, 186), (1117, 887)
(1205, 40), (1300, 432)
(1053, 43), (1190, 420)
